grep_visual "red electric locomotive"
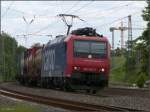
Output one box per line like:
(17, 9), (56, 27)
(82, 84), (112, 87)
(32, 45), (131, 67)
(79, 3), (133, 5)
(18, 27), (110, 93)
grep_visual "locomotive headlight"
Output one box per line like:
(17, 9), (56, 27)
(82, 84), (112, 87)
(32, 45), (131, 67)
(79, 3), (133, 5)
(74, 66), (77, 70)
(101, 68), (105, 72)
(74, 66), (80, 70)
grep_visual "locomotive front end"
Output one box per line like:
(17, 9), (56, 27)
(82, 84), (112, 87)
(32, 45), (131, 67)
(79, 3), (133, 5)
(65, 32), (110, 90)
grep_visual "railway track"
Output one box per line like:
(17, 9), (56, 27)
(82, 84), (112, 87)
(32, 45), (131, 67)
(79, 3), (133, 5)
(0, 87), (147, 112)
(96, 87), (150, 98)
(1, 81), (149, 97)
(56, 86), (150, 98)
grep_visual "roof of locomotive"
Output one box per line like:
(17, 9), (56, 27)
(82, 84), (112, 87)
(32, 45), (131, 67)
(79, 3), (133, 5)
(65, 34), (108, 42)
(66, 27), (108, 42)
(44, 27), (108, 48)
(44, 35), (66, 48)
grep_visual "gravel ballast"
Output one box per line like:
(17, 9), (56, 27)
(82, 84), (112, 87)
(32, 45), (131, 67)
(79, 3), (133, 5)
(0, 95), (74, 112)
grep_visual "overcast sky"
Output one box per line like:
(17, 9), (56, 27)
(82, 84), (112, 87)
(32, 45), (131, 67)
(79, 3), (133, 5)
(1, 1), (147, 48)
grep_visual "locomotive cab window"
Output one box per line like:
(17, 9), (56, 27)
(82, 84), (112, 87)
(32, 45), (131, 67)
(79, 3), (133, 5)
(74, 40), (107, 58)
(74, 41), (90, 53)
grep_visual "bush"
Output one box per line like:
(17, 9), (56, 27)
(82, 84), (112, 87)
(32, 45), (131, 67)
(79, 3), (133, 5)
(136, 72), (148, 88)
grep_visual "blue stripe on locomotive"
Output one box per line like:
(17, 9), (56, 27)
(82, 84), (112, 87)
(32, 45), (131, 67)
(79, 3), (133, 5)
(41, 40), (67, 77)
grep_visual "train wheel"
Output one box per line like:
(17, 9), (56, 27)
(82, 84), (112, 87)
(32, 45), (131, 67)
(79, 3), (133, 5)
(64, 84), (74, 92)
(19, 77), (25, 85)
(102, 80), (109, 88)
(40, 78), (46, 88)
(63, 78), (74, 92)
(45, 78), (49, 88)
(48, 78), (53, 89)
(32, 80), (37, 87)
(24, 77), (29, 86)
(62, 84), (67, 91)
(92, 90), (97, 94)
(105, 80), (109, 87)
(86, 89), (90, 93)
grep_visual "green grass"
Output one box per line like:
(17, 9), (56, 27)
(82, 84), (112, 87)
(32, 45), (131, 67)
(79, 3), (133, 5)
(109, 55), (148, 87)
(111, 55), (126, 69)
(0, 75), (3, 82)
(109, 55), (126, 83)
(0, 103), (41, 112)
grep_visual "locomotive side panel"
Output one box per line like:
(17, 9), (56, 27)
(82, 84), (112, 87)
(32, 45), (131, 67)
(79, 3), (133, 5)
(54, 42), (67, 76)
(41, 42), (67, 77)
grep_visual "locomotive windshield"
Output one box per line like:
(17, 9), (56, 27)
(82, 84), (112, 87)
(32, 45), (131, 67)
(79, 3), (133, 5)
(74, 40), (107, 58)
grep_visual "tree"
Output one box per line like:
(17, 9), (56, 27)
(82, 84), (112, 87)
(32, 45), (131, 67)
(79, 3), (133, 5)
(123, 1), (150, 87)
(0, 32), (26, 81)
(0, 32), (17, 81)
(16, 45), (26, 76)
(139, 0), (150, 76)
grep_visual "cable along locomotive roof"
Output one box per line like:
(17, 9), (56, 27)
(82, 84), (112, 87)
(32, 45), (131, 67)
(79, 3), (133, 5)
(71, 27), (103, 37)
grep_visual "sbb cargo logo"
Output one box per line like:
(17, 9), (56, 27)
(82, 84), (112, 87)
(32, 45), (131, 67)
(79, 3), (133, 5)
(43, 49), (55, 71)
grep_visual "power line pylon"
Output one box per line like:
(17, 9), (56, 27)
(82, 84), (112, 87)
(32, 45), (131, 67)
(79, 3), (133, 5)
(128, 15), (132, 57)
(57, 14), (83, 35)
(22, 15), (35, 47)
(120, 21), (124, 49)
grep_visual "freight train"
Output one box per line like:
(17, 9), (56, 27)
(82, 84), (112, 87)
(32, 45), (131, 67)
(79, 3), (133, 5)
(18, 27), (110, 93)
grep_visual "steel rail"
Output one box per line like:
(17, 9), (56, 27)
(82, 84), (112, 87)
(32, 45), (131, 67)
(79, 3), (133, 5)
(0, 87), (147, 112)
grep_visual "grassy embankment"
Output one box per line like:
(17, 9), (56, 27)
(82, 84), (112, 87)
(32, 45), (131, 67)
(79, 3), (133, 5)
(0, 75), (3, 82)
(109, 55), (127, 84)
(0, 103), (41, 112)
(110, 55), (148, 87)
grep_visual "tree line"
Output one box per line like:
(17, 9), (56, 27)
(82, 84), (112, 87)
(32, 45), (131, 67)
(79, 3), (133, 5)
(128, 0), (150, 87)
(0, 32), (26, 81)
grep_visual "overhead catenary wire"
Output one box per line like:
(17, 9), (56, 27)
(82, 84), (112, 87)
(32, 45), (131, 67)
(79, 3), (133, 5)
(60, 1), (64, 14)
(2, 1), (66, 17)
(2, 6), (33, 16)
(1, 2), (143, 23)
(75, 3), (142, 30)
(59, 0), (96, 29)
(2, 2), (70, 37)
(95, 16), (128, 30)
(16, 34), (53, 38)
(79, 3), (139, 24)
(64, 1), (81, 14)
(27, 17), (60, 36)
(38, 2), (60, 17)
(78, 2), (133, 17)
(2, 6), (57, 19)
(69, 0), (95, 14)
(56, 0), (64, 14)
(2, 1), (146, 46)
(1, 1), (14, 19)
(77, 3), (144, 30)
(94, 10), (144, 30)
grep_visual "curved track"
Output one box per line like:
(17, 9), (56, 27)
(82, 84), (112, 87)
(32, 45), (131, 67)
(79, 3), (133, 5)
(0, 86), (147, 112)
